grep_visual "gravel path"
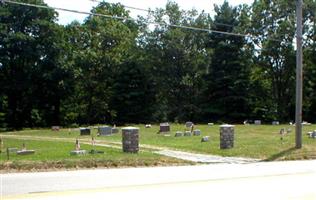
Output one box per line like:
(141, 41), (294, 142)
(156, 150), (260, 164)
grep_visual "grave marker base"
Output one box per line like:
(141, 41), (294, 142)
(17, 150), (35, 155)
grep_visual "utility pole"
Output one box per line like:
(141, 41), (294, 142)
(295, 0), (303, 149)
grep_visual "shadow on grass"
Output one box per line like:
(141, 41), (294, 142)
(264, 147), (297, 161)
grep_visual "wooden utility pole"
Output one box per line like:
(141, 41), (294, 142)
(295, 0), (303, 149)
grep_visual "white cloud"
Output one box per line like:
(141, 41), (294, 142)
(44, 0), (254, 25)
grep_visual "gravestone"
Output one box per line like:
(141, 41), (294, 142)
(193, 129), (201, 136)
(184, 131), (192, 136)
(0, 137), (3, 153)
(111, 125), (119, 134)
(279, 128), (285, 135)
(145, 124), (152, 128)
(279, 128), (286, 140)
(286, 128), (292, 134)
(272, 121), (279, 125)
(208, 123), (214, 126)
(122, 127), (139, 153)
(51, 126), (60, 131)
(89, 149), (104, 154)
(243, 120), (250, 125)
(80, 128), (91, 136)
(17, 150), (35, 155)
(310, 131), (316, 139)
(254, 120), (261, 125)
(185, 121), (193, 128)
(160, 123), (170, 133)
(70, 139), (87, 155)
(175, 131), (183, 137)
(220, 124), (234, 149)
(201, 136), (210, 142)
(70, 150), (87, 155)
(75, 138), (80, 151)
(302, 121), (312, 126)
(98, 126), (112, 136)
(112, 127), (119, 134)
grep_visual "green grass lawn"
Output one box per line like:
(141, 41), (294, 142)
(0, 138), (190, 171)
(1, 124), (316, 162)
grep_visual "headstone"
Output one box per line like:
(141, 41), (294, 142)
(22, 143), (26, 151)
(185, 121), (193, 128)
(272, 121), (279, 125)
(220, 124), (234, 149)
(184, 131), (192, 136)
(160, 123), (170, 133)
(111, 125), (119, 134)
(89, 149), (104, 154)
(98, 126), (112, 136)
(208, 123), (214, 126)
(201, 136), (210, 142)
(112, 127), (119, 134)
(0, 137), (3, 153)
(193, 129), (201, 136)
(190, 124), (194, 133)
(75, 138), (80, 151)
(310, 131), (316, 139)
(175, 131), (183, 137)
(279, 128), (285, 135)
(51, 126), (60, 131)
(122, 127), (139, 153)
(302, 121), (312, 126)
(145, 124), (152, 128)
(254, 120), (261, 125)
(91, 136), (96, 147)
(80, 128), (91, 136)
(70, 139), (86, 155)
(17, 150), (35, 155)
(243, 120), (249, 125)
(286, 128), (292, 134)
(70, 150), (87, 155)
(279, 128), (285, 140)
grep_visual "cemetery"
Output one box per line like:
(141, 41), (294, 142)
(1, 123), (316, 171)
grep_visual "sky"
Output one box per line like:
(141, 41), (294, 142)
(44, 0), (254, 25)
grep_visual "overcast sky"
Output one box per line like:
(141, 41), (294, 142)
(44, 0), (254, 25)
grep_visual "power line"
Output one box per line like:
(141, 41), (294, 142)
(3, 0), (283, 42)
(3, 0), (135, 22)
(88, 0), (236, 28)
(89, 0), (150, 12)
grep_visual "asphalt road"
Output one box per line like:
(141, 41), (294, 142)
(1, 160), (316, 200)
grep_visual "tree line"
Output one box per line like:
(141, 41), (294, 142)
(1, 0), (316, 129)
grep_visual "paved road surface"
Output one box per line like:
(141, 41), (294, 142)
(1, 160), (316, 200)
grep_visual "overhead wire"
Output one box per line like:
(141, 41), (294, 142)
(88, 0), (311, 38)
(89, 0), (150, 12)
(3, 0), (283, 43)
(88, 0), (236, 28)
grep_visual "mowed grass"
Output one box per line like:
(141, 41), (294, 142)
(1, 124), (316, 160)
(0, 138), (191, 171)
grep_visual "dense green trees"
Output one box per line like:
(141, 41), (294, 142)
(0, 0), (60, 128)
(1, 0), (316, 128)
(204, 2), (252, 122)
(251, 0), (297, 121)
